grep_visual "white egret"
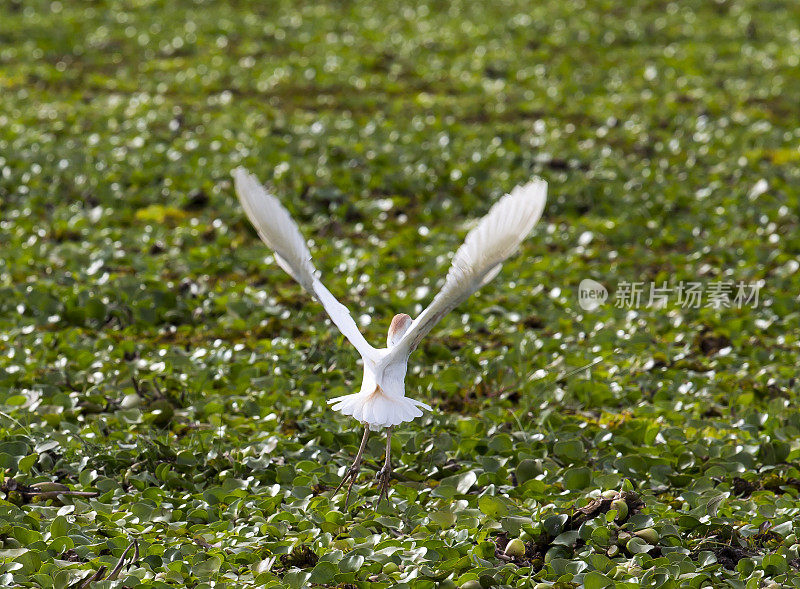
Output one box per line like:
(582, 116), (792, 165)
(233, 168), (547, 505)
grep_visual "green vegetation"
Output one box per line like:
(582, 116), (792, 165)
(1, 0), (800, 587)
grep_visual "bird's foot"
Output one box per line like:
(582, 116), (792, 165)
(334, 463), (362, 507)
(375, 465), (392, 508)
(333, 426), (371, 508)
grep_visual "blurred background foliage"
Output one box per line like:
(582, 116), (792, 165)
(0, 0), (799, 587)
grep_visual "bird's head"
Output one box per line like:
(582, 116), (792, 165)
(387, 313), (412, 348)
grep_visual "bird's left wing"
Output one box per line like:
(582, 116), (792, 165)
(233, 168), (379, 365)
(380, 178), (547, 368)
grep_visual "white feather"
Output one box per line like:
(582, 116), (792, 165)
(379, 178), (547, 368)
(233, 168), (379, 366)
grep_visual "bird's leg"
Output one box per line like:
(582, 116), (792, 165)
(375, 427), (393, 508)
(334, 425), (370, 506)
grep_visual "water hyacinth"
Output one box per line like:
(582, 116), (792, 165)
(0, 0), (799, 587)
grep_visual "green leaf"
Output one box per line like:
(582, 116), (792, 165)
(553, 439), (585, 464)
(12, 527), (43, 545)
(563, 466), (592, 490)
(193, 555), (222, 578)
(50, 516), (69, 539)
(283, 571), (311, 588)
(308, 561), (337, 584)
(478, 495), (509, 518)
(17, 453), (37, 474)
(543, 514), (569, 537)
(762, 554), (787, 575)
(430, 511), (457, 528)
(339, 554), (364, 573)
(455, 470), (478, 494)
(583, 571), (613, 589)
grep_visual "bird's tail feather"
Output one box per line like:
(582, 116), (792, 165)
(328, 391), (431, 429)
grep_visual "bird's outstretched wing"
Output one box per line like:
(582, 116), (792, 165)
(380, 178), (547, 367)
(233, 168), (379, 364)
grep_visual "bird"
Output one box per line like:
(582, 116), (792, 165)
(232, 168), (547, 506)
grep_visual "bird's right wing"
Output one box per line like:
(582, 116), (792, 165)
(380, 178), (547, 368)
(233, 168), (380, 365)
